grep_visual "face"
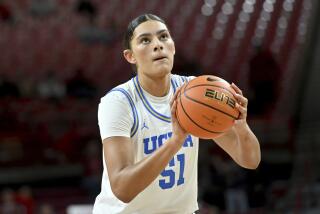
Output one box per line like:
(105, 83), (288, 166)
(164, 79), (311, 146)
(124, 20), (175, 79)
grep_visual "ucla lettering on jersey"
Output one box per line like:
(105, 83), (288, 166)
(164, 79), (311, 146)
(143, 133), (193, 155)
(94, 74), (199, 214)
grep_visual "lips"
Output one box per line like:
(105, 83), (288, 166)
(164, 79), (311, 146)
(153, 56), (167, 61)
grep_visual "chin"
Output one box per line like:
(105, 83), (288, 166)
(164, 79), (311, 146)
(155, 67), (171, 77)
(154, 63), (172, 75)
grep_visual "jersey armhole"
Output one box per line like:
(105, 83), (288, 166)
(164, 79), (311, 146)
(108, 88), (139, 137)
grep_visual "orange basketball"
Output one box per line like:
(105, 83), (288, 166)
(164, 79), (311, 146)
(176, 75), (240, 139)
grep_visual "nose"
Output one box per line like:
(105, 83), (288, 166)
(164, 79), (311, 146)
(153, 39), (163, 52)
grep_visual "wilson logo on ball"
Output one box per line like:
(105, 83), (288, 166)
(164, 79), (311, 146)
(204, 88), (236, 109)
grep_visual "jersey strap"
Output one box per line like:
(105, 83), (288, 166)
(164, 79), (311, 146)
(109, 88), (139, 137)
(172, 75), (189, 90)
(171, 78), (177, 94)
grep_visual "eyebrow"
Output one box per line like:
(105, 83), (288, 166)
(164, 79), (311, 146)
(136, 29), (168, 40)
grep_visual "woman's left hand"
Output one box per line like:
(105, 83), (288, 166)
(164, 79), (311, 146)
(230, 83), (248, 128)
(214, 83), (261, 169)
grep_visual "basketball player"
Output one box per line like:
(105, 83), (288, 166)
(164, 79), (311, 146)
(93, 14), (261, 214)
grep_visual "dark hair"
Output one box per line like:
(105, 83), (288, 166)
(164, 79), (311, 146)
(124, 14), (166, 50)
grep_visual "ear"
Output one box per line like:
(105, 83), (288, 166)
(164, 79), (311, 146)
(123, 49), (137, 64)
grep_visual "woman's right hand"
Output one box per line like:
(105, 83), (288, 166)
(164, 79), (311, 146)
(170, 86), (188, 146)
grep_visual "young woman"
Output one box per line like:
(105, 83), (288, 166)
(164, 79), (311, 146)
(93, 14), (261, 214)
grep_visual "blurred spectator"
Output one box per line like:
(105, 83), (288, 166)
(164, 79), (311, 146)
(77, 17), (117, 45)
(0, 99), (21, 133)
(0, 189), (25, 214)
(0, 75), (20, 98)
(53, 123), (80, 161)
(75, 0), (117, 44)
(66, 69), (97, 98)
(15, 186), (35, 214)
(0, 0), (13, 22)
(248, 44), (282, 117)
(248, 183), (266, 209)
(0, 136), (23, 163)
(222, 160), (249, 214)
(20, 77), (37, 98)
(29, 0), (57, 17)
(76, 0), (97, 22)
(81, 139), (101, 200)
(201, 155), (226, 211)
(37, 203), (56, 214)
(37, 71), (66, 100)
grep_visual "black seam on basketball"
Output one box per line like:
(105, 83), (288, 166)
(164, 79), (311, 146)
(179, 82), (223, 134)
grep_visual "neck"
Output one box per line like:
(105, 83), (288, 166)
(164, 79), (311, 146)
(138, 74), (171, 97)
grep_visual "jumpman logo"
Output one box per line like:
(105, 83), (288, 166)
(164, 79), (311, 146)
(141, 121), (149, 130)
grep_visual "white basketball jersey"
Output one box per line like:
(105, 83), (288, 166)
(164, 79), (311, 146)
(93, 74), (199, 214)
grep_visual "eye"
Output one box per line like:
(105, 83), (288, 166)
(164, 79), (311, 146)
(160, 33), (169, 40)
(141, 38), (150, 44)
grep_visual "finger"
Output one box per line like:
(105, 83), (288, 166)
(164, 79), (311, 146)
(234, 93), (248, 108)
(236, 103), (247, 119)
(170, 86), (183, 106)
(171, 99), (177, 112)
(170, 92), (176, 106)
(175, 87), (182, 100)
(231, 83), (243, 95)
(171, 99), (177, 122)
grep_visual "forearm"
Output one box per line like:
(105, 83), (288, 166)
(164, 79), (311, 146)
(214, 123), (260, 169)
(111, 137), (183, 202)
(234, 123), (261, 169)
